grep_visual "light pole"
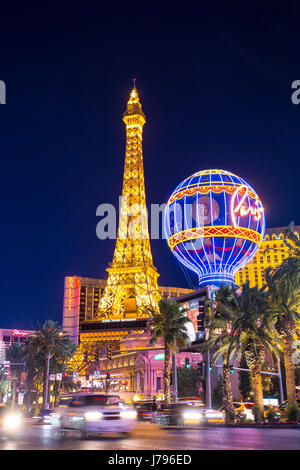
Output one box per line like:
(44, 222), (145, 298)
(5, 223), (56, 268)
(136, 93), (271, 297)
(44, 332), (63, 409)
(44, 349), (52, 409)
(172, 351), (178, 402)
(206, 349), (212, 409)
(205, 285), (217, 409)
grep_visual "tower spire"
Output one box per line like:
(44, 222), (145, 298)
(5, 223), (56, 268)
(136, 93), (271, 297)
(96, 85), (160, 320)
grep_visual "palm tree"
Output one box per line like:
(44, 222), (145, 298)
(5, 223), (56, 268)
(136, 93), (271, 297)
(6, 343), (25, 408)
(25, 320), (76, 408)
(203, 284), (239, 423)
(0, 365), (9, 404)
(149, 298), (192, 404)
(283, 222), (300, 260)
(230, 283), (279, 420)
(264, 265), (300, 405)
(22, 350), (43, 413)
(206, 283), (279, 421)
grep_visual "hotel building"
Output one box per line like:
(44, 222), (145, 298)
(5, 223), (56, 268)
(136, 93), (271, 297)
(62, 275), (193, 346)
(234, 225), (299, 288)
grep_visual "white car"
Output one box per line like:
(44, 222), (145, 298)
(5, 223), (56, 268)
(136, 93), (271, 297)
(50, 393), (137, 438)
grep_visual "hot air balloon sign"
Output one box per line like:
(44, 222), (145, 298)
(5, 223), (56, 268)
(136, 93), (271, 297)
(164, 169), (265, 287)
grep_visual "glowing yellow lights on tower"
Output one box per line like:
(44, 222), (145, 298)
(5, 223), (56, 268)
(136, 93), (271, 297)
(95, 84), (160, 320)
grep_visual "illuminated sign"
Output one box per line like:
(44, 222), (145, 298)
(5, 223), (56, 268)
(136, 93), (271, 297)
(154, 353), (165, 360)
(230, 185), (264, 228)
(66, 277), (74, 311)
(164, 169), (265, 287)
(12, 329), (29, 337)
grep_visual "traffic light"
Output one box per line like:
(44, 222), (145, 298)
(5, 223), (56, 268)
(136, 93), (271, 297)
(107, 347), (112, 360)
(85, 372), (90, 380)
(63, 372), (68, 378)
(106, 370), (111, 379)
(230, 366), (234, 374)
(209, 363), (213, 371)
(94, 348), (100, 361)
(185, 357), (190, 369)
(197, 362), (204, 377)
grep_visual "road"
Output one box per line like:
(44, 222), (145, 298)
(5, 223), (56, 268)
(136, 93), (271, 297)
(1, 421), (300, 450)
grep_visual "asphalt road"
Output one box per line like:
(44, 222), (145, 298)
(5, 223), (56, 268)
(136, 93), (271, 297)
(1, 421), (300, 450)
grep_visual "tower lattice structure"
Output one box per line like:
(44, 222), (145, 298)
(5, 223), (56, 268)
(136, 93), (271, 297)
(96, 85), (160, 320)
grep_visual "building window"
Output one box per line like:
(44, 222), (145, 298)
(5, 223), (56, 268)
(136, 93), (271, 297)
(156, 376), (162, 391)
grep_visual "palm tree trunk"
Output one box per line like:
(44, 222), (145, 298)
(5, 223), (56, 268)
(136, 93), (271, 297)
(164, 347), (171, 404)
(43, 353), (51, 408)
(251, 365), (264, 420)
(283, 336), (296, 404)
(222, 364), (235, 423)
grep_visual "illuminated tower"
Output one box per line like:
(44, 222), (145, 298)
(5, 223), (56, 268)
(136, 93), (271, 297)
(96, 84), (160, 319)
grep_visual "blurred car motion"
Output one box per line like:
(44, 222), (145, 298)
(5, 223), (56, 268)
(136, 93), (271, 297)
(177, 397), (204, 404)
(0, 404), (22, 437)
(153, 402), (224, 427)
(133, 400), (156, 421)
(50, 393), (137, 438)
(219, 402), (255, 421)
(33, 408), (53, 424)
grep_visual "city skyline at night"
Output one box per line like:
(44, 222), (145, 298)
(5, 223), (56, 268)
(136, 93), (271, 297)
(0, 3), (299, 329)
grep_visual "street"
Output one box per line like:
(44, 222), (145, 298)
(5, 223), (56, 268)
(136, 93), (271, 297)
(1, 421), (300, 450)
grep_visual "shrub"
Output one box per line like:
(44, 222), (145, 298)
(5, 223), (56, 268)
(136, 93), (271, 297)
(225, 409), (236, 425)
(236, 413), (247, 424)
(287, 402), (299, 423)
(266, 408), (277, 423)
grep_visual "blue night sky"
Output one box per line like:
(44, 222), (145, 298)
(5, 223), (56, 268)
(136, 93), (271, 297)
(0, 2), (300, 328)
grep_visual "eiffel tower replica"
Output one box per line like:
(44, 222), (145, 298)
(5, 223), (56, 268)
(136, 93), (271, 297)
(70, 83), (160, 375)
(96, 83), (160, 320)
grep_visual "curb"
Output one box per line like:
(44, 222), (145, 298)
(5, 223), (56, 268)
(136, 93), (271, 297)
(225, 424), (300, 429)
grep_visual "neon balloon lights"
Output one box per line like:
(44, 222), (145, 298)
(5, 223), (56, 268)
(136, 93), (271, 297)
(164, 169), (265, 287)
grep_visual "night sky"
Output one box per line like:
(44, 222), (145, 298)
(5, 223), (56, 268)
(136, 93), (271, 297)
(1, 2), (300, 329)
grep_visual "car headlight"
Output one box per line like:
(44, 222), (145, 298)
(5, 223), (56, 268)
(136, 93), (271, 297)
(84, 412), (103, 421)
(3, 413), (22, 430)
(120, 410), (137, 420)
(182, 411), (202, 422)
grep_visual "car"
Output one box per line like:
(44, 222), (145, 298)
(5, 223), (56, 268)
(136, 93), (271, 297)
(153, 402), (224, 427)
(0, 404), (22, 438)
(50, 393), (137, 438)
(277, 399), (300, 411)
(219, 402), (255, 421)
(33, 408), (53, 424)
